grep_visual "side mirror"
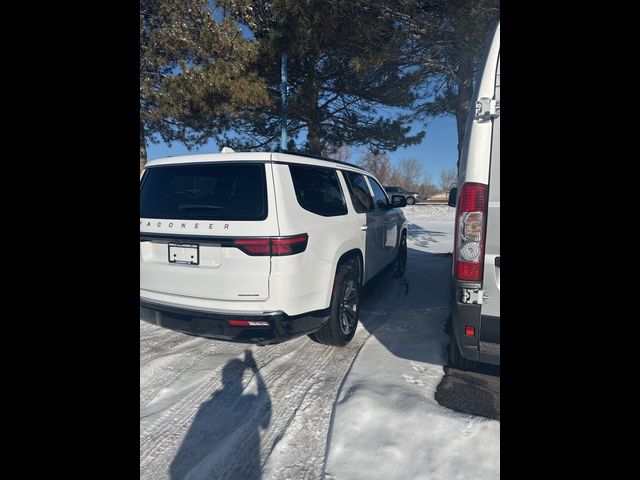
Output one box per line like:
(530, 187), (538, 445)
(391, 195), (407, 208)
(448, 187), (458, 207)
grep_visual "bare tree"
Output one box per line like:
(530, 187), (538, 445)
(373, 0), (499, 165)
(358, 151), (394, 185)
(418, 172), (439, 198)
(439, 167), (457, 192)
(322, 144), (353, 163)
(396, 158), (424, 192)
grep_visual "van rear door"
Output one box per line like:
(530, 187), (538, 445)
(482, 54), (500, 319)
(139, 162), (279, 301)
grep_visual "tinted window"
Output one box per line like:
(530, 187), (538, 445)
(289, 165), (347, 217)
(344, 171), (374, 213)
(140, 163), (267, 220)
(385, 187), (398, 193)
(367, 177), (389, 210)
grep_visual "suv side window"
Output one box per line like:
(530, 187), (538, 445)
(367, 177), (390, 210)
(289, 164), (348, 217)
(343, 171), (374, 213)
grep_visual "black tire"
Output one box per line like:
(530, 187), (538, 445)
(308, 264), (361, 346)
(392, 231), (407, 277)
(448, 318), (476, 371)
(406, 196), (416, 205)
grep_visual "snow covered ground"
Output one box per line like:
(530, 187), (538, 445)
(324, 207), (500, 479)
(140, 206), (500, 479)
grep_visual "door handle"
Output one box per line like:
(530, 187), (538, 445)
(360, 225), (368, 231)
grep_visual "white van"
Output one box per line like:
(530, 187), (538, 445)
(448, 22), (500, 369)
(140, 152), (408, 346)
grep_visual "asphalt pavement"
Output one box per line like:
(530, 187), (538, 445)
(435, 364), (500, 420)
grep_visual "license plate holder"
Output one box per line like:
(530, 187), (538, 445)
(168, 243), (199, 265)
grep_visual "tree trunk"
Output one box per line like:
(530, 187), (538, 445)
(307, 120), (321, 155)
(455, 56), (474, 169)
(305, 60), (322, 155)
(140, 122), (147, 172)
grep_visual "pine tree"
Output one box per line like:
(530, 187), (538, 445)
(379, 0), (500, 165)
(140, 0), (269, 170)
(218, 0), (425, 155)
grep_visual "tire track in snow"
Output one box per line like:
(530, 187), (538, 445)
(140, 336), (231, 409)
(230, 341), (340, 480)
(142, 347), (286, 480)
(139, 321), (170, 342)
(140, 325), (200, 365)
(140, 270), (408, 480)
(144, 335), (357, 480)
(140, 339), (298, 479)
(170, 340), (336, 480)
(257, 334), (368, 480)
(257, 275), (403, 480)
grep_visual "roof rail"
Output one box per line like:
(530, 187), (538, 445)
(276, 149), (363, 170)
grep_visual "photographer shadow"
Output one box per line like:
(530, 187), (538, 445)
(170, 350), (271, 480)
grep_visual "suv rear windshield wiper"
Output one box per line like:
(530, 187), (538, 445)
(178, 204), (223, 210)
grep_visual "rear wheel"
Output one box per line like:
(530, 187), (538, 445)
(309, 263), (360, 346)
(392, 232), (407, 277)
(406, 196), (416, 205)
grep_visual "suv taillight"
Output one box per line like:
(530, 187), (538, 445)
(454, 183), (488, 282)
(233, 234), (308, 256)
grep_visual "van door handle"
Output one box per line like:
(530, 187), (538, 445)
(360, 225), (368, 231)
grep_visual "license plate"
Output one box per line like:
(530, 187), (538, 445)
(168, 243), (199, 265)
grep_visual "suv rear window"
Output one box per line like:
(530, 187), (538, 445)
(140, 163), (267, 221)
(289, 164), (347, 217)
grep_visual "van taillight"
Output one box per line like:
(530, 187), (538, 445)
(233, 234), (308, 256)
(454, 183), (488, 282)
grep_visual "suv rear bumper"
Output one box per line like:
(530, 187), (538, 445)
(140, 300), (330, 344)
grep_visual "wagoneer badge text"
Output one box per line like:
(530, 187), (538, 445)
(140, 221), (230, 230)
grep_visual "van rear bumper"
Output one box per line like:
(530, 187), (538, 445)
(140, 300), (330, 344)
(450, 284), (500, 366)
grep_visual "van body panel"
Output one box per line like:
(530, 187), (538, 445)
(482, 61), (500, 318)
(451, 22), (500, 367)
(458, 25), (500, 185)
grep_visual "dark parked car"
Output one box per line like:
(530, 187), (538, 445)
(384, 186), (419, 205)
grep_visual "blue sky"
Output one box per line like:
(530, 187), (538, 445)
(147, 115), (458, 177)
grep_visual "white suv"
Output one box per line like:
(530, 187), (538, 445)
(140, 151), (409, 346)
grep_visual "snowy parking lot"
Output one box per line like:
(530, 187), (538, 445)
(140, 206), (500, 480)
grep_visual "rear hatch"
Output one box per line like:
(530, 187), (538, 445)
(481, 53), (500, 319)
(140, 161), (279, 301)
